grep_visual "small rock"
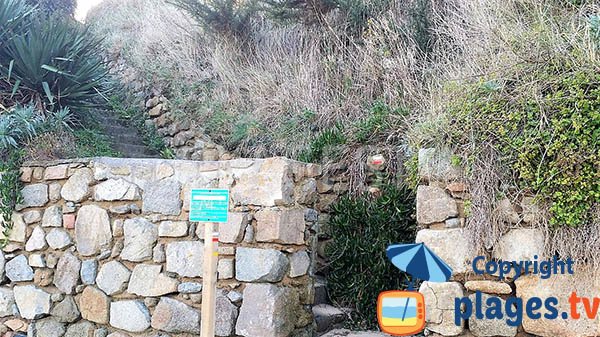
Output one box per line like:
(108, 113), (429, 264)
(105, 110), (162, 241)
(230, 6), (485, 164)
(6, 255), (33, 282)
(13, 285), (51, 319)
(34, 269), (53, 287)
(94, 179), (141, 201)
(227, 291), (242, 303)
(121, 218), (158, 262)
(22, 210), (42, 224)
(464, 280), (512, 295)
(96, 260), (131, 295)
(25, 226), (47, 252)
(43, 164), (69, 180)
(80, 259), (98, 285)
(60, 168), (93, 202)
(75, 205), (112, 256)
(150, 297), (201, 333)
(236, 247), (289, 282)
(217, 259), (234, 279)
(127, 264), (179, 297)
(142, 180), (182, 216)
(51, 296), (80, 323)
(48, 182), (62, 203)
(178, 282), (202, 294)
(28, 254), (45, 268)
(53, 251), (81, 294)
(80, 286), (110, 324)
(236, 283), (297, 337)
(416, 185), (458, 224)
(289, 251), (311, 278)
(110, 301), (151, 332)
(16, 184), (48, 210)
(153, 243), (166, 263)
(64, 320), (94, 337)
(28, 317), (65, 337)
(42, 206), (62, 227)
(46, 228), (72, 250)
(216, 293), (238, 336)
(0, 287), (16, 317)
(158, 221), (188, 237)
(166, 241), (204, 277)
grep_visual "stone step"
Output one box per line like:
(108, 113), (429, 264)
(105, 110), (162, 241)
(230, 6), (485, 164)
(109, 134), (147, 146)
(313, 304), (347, 333)
(112, 144), (160, 158)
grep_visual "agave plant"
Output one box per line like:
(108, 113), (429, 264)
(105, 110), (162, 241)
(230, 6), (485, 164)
(0, 105), (42, 151)
(0, 18), (109, 116)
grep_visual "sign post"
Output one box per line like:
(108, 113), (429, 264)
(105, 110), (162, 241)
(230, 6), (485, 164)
(190, 189), (230, 337)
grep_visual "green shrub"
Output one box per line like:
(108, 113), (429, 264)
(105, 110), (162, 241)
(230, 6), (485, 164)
(0, 17), (108, 114)
(0, 105), (61, 244)
(446, 68), (600, 227)
(73, 128), (120, 158)
(168, 0), (257, 38)
(298, 125), (346, 163)
(326, 180), (416, 329)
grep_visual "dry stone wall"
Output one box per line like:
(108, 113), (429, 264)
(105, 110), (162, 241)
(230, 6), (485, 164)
(415, 148), (596, 337)
(0, 157), (325, 337)
(144, 96), (233, 161)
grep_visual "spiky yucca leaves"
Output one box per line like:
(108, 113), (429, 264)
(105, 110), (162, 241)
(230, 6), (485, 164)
(0, 0), (34, 47)
(0, 18), (109, 115)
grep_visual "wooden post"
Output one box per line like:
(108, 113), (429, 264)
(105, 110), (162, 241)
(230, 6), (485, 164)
(201, 222), (219, 337)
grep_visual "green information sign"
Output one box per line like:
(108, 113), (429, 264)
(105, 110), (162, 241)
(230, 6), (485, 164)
(189, 189), (229, 223)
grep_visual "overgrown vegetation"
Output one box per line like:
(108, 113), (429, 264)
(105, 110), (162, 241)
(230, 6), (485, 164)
(0, 0), (113, 242)
(326, 179), (416, 329)
(444, 71), (599, 228)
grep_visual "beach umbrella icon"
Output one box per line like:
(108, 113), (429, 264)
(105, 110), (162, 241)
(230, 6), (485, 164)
(386, 242), (453, 283)
(378, 243), (452, 335)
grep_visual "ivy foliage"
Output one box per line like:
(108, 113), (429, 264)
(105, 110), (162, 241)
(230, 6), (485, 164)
(326, 179), (416, 329)
(446, 67), (600, 227)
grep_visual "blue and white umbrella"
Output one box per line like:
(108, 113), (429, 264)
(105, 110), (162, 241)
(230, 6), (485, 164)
(386, 243), (452, 283)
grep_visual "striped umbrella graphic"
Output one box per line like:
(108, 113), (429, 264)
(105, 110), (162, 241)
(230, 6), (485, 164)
(386, 242), (453, 283)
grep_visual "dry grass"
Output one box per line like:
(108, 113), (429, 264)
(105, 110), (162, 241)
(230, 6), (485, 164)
(409, 0), (600, 261)
(88, 0), (599, 260)
(87, 0), (208, 88)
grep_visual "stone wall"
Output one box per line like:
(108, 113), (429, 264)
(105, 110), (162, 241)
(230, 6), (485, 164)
(415, 148), (596, 337)
(144, 96), (233, 161)
(0, 156), (325, 337)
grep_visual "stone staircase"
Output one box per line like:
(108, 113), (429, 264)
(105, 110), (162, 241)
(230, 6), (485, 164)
(94, 109), (160, 158)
